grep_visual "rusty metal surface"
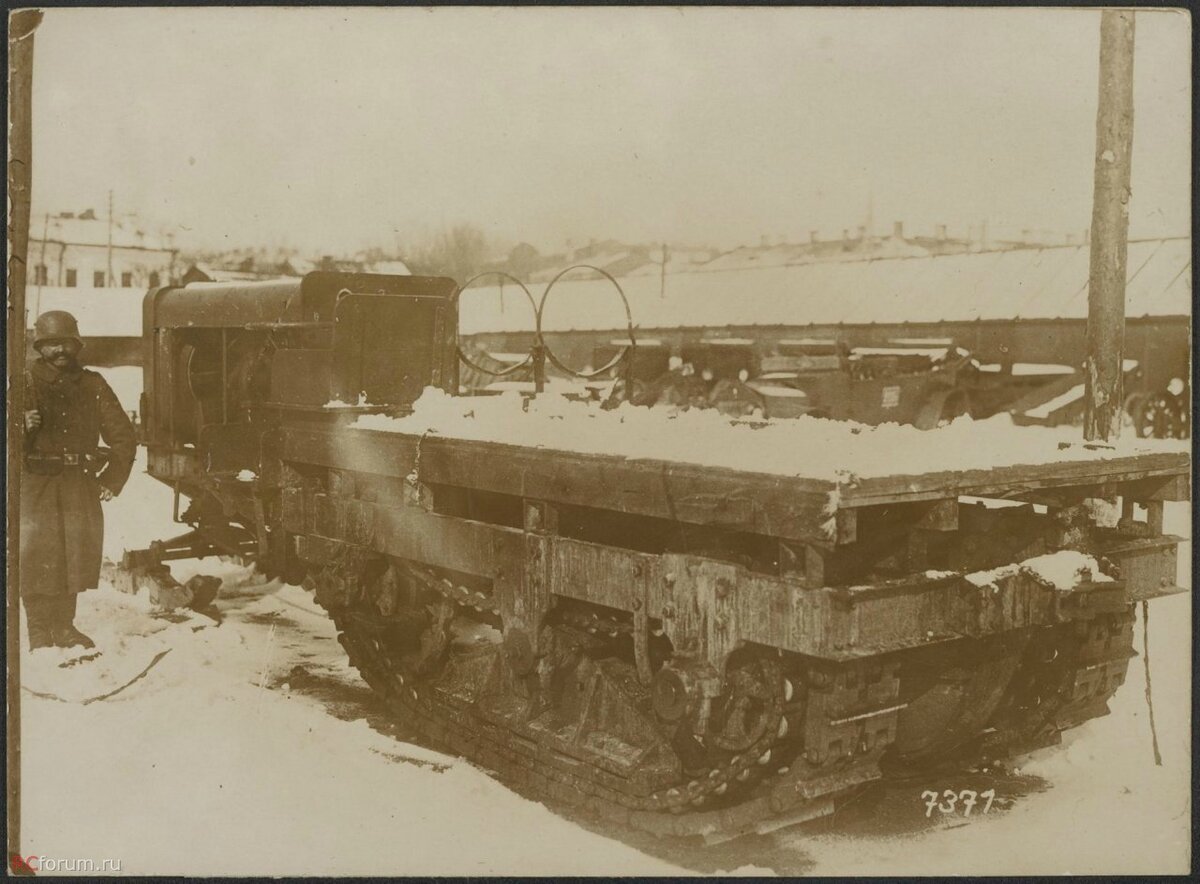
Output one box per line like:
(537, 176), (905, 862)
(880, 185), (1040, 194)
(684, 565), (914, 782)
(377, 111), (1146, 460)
(285, 483), (1181, 662)
(149, 271), (458, 329)
(321, 545), (1141, 840)
(330, 292), (451, 405)
(1105, 535), (1184, 601)
(149, 280), (305, 329)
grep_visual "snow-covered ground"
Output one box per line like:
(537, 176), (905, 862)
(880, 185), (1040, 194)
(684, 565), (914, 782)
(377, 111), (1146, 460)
(16, 369), (1191, 875)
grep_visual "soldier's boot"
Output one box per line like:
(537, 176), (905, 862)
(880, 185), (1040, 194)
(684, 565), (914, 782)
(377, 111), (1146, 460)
(23, 597), (57, 651)
(51, 594), (96, 650)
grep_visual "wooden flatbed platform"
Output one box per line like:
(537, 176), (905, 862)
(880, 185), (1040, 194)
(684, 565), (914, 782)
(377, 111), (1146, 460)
(280, 423), (1189, 548)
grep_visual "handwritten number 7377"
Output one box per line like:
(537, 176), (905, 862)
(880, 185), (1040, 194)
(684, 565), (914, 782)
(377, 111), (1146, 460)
(921, 789), (996, 817)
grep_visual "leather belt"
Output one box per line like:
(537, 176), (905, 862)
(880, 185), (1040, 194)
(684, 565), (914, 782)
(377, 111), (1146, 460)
(24, 451), (102, 475)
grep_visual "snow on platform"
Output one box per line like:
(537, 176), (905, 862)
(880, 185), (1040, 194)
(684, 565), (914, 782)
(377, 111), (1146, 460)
(351, 387), (1189, 484)
(965, 550), (1114, 592)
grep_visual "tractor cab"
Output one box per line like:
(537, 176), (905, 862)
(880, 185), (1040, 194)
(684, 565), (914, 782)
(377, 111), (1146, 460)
(142, 272), (458, 476)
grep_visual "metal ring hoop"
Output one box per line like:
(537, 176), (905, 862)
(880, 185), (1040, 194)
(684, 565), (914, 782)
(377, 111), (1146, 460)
(454, 272), (540, 378)
(536, 265), (636, 379)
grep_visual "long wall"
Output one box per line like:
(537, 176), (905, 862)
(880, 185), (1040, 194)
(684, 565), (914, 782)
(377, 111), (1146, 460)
(463, 315), (1190, 396)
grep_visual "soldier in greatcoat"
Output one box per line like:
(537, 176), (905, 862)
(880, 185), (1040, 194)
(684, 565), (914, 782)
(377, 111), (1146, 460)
(21, 310), (137, 649)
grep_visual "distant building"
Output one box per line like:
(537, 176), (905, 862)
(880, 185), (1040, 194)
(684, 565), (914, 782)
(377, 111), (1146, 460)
(318, 255), (366, 274)
(30, 210), (178, 291)
(511, 241), (718, 283)
(179, 253), (411, 285)
(181, 262), (278, 285)
(703, 221), (1020, 272)
(625, 247), (718, 277)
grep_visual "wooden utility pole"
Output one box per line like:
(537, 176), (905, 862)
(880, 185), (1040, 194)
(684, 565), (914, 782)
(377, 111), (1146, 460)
(107, 189), (115, 286)
(8, 8), (43, 872)
(1084, 9), (1136, 442)
(35, 212), (48, 317)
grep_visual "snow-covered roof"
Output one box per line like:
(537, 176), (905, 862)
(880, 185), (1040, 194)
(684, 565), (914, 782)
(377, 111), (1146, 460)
(873, 235), (933, 259)
(703, 244), (810, 271)
(624, 249), (717, 277)
(699, 236), (936, 271)
(186, 263), (279, 283)
(458, 237), (1191, 335)
(35, 215), (176, 253)
(528, 250), (645, 283)
(368, 260), (412, 276)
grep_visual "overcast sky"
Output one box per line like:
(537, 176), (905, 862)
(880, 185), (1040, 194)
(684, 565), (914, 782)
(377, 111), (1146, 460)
(29, 7), (1190, 255)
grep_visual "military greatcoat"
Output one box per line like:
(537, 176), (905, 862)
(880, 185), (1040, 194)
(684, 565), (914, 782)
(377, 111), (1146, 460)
(20, 358), (137, 598)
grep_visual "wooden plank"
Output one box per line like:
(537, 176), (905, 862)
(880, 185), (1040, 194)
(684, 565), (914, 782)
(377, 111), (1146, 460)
(550, 536), (655, 610)
(283, 426), (836, 545)
(835, 509), (857, 545)
(905, 531), (929, 571)
(491, 530), (552, 654)
(281, 427), (1187, 543)
(913, 498), (959, 531)
(803, 545), (826, 589)
(1144, 500), (1164, 534)
(1123, 473), (1191, 502)
(1008, 472), (1190, 507)
(839, 453), (1188, 508)
(283, 488), (502, 577)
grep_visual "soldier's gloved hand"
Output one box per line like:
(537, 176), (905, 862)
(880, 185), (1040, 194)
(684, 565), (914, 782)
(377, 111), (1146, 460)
(99, 486), (114, 502)
(25, 410), (41, 431)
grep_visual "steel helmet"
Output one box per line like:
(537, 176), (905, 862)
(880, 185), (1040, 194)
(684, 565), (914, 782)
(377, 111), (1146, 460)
(33, 310), (83, 347)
